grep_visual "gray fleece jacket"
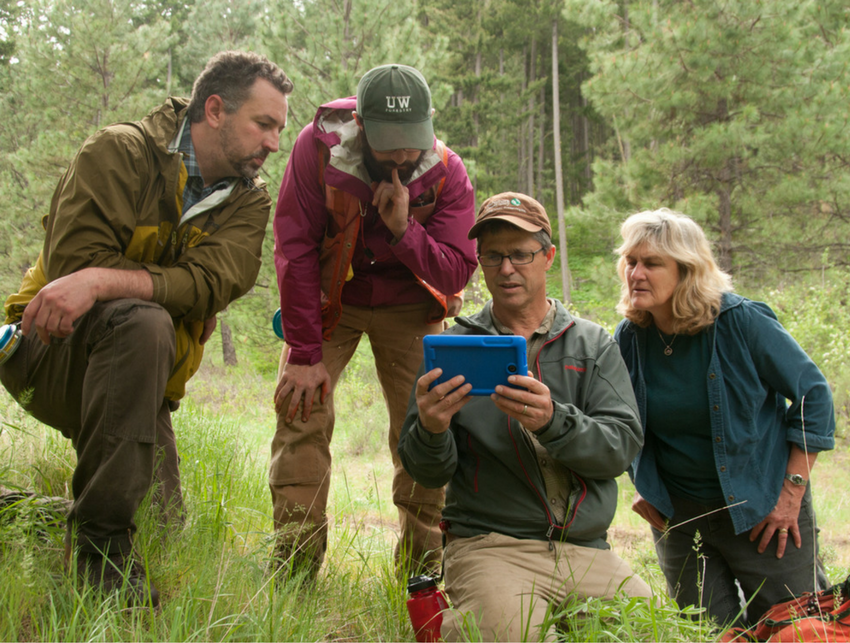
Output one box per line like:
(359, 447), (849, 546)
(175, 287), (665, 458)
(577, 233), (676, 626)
(398, 300), (643, 549)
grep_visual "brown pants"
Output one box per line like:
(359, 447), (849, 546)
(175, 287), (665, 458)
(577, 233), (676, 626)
(441, 532), (653, 642)
(0, 299), (182, 555)
(269, 303), (445, 573)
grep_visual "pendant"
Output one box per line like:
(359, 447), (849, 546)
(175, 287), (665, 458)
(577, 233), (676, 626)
(664, 346), (673, 356)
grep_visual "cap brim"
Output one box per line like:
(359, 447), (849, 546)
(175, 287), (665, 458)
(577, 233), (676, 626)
(363, 119), (434, 151)
(468, 214), (544, 240)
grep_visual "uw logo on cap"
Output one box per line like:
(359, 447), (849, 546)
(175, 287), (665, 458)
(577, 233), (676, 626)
(386, 96), (412, 111)
(510, 198), (521, 206)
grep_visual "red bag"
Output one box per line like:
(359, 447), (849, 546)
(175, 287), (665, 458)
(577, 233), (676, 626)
(722, 576), (850, 642)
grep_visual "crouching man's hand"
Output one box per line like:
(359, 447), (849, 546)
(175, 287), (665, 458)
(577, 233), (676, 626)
(415, 368), (473, 434)
(493, 373), (553, 433)
(22, 267), (153, 345)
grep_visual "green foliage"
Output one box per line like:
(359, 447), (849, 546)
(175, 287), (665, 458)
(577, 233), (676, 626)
(263, 0), (450, 136)
(422, 0), (605, 210)
(567, 0), (850, 278)
(0, 0), (175, 299)
(553, 594), (714, 642)
(0, 401), (412, 642)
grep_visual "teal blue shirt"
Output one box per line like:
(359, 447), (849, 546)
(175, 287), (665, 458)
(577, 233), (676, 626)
(645, 328), (723, 503)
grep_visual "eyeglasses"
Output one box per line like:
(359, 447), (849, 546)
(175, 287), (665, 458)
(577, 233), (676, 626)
(478, 247), (546, 267)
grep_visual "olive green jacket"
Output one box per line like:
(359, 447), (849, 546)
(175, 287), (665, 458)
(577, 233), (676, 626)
(5, 97), (271, 399)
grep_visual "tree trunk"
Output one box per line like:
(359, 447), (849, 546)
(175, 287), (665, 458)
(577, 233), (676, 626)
(220, 319), (238, 367)
(537, 85), (545, 203)
(581, 73), (592, 185)
(715, 99), (734, 272)
(473, 48), (481, 206)
(620, 5), (632, 163)
(499, 47), (505, 103)
(552, 19), (571, 303)
(342, 0), (352, 71)
(467, 266), (485, 307)
(717, 163), (734, 273)
(527, 36), (536, 196)
(519, 46), (528, 193)
(166, 49), (172, 97)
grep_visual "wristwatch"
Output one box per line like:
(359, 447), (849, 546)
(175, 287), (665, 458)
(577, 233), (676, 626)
(784, 473), (807, 486)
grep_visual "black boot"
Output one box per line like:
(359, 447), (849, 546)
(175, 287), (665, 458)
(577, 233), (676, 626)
(77, 551), (160, 608)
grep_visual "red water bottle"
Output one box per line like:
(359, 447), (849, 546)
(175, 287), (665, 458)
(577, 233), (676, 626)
(406, 575), (449, 642)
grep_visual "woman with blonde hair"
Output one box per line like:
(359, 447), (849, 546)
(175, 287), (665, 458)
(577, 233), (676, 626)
(613, 208), (835, 628)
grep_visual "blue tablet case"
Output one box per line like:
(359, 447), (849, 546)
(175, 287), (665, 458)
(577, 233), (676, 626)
(423, 335), (528, 395)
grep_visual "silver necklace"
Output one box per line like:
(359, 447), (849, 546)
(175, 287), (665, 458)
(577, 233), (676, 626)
(656, 326), (678, 356)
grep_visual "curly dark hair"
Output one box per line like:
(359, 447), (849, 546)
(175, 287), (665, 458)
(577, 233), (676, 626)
(187, 51), (293, 123)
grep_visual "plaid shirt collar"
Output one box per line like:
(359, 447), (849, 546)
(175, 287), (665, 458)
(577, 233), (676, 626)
(178, 120), (232, 214)
(179, 120), (204, 180)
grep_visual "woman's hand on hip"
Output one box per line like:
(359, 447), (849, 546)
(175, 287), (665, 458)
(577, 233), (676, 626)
(632, 492), (668, 532)
(749, 484), (805, 558)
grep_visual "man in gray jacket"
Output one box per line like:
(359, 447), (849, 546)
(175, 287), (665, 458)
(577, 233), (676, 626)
(398, 192), (651, 641)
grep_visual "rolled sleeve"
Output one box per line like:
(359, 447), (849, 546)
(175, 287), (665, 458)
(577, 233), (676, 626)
(744, 301), (835, 452)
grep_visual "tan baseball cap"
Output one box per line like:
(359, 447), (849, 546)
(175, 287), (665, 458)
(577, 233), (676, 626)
(468, 192), (552, 239)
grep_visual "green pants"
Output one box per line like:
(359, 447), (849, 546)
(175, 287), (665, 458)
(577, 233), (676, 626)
(0, 299), (180, 555)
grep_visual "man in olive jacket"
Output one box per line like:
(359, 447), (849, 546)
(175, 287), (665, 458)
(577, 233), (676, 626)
(0, 51), (292, 607)
(398, 193), (652, 641)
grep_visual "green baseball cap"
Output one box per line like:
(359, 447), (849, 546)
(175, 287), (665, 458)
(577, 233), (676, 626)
(356, 64), (434, 151)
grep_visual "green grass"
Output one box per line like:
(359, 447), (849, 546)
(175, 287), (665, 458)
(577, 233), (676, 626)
(2, 273), (849, 641)
(1, 395), (411, 641)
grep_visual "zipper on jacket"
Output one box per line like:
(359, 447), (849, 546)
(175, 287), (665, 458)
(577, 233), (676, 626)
(457, 311), (589, 541)
(467, 433), (481, 493)
(522, 319), (592, 542)
(507, 418), (558, 537)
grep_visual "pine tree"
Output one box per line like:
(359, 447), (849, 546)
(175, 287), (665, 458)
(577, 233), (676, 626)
(567, 0), (850, 276)
(0, 0), (173, 297)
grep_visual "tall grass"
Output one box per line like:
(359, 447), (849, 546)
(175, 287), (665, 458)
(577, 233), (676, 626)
(1, 401), (413, 641)
(1, 268), (848, 641)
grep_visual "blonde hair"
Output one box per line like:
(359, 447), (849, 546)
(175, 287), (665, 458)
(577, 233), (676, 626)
(615, 208), (733, 334)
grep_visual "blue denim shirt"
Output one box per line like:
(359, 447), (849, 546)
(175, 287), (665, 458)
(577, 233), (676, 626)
(615, 293), (835, 534)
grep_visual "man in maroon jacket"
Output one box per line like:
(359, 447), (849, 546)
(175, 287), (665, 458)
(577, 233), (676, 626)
(271, 64), (476, 579)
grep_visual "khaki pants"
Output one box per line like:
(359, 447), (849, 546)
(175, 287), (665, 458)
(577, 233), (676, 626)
(441, 532), (653, 642)
(0, 299), (182, 555)
(269, 302), (445, 573)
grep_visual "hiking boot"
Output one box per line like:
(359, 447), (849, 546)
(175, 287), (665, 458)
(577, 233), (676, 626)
(76, 551), (160, 608)
(270, 542), (324, 588)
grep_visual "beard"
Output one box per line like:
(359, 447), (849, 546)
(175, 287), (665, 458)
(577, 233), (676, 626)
(359, 130), (423, 183)
(220, 120), (268, 180)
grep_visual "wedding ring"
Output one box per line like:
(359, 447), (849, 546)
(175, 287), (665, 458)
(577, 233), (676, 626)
(779, 528), (788, 534)
(522, 404), (528, 415)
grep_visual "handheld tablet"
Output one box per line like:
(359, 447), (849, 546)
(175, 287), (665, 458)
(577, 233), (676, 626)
(423, 335), (528, 396)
